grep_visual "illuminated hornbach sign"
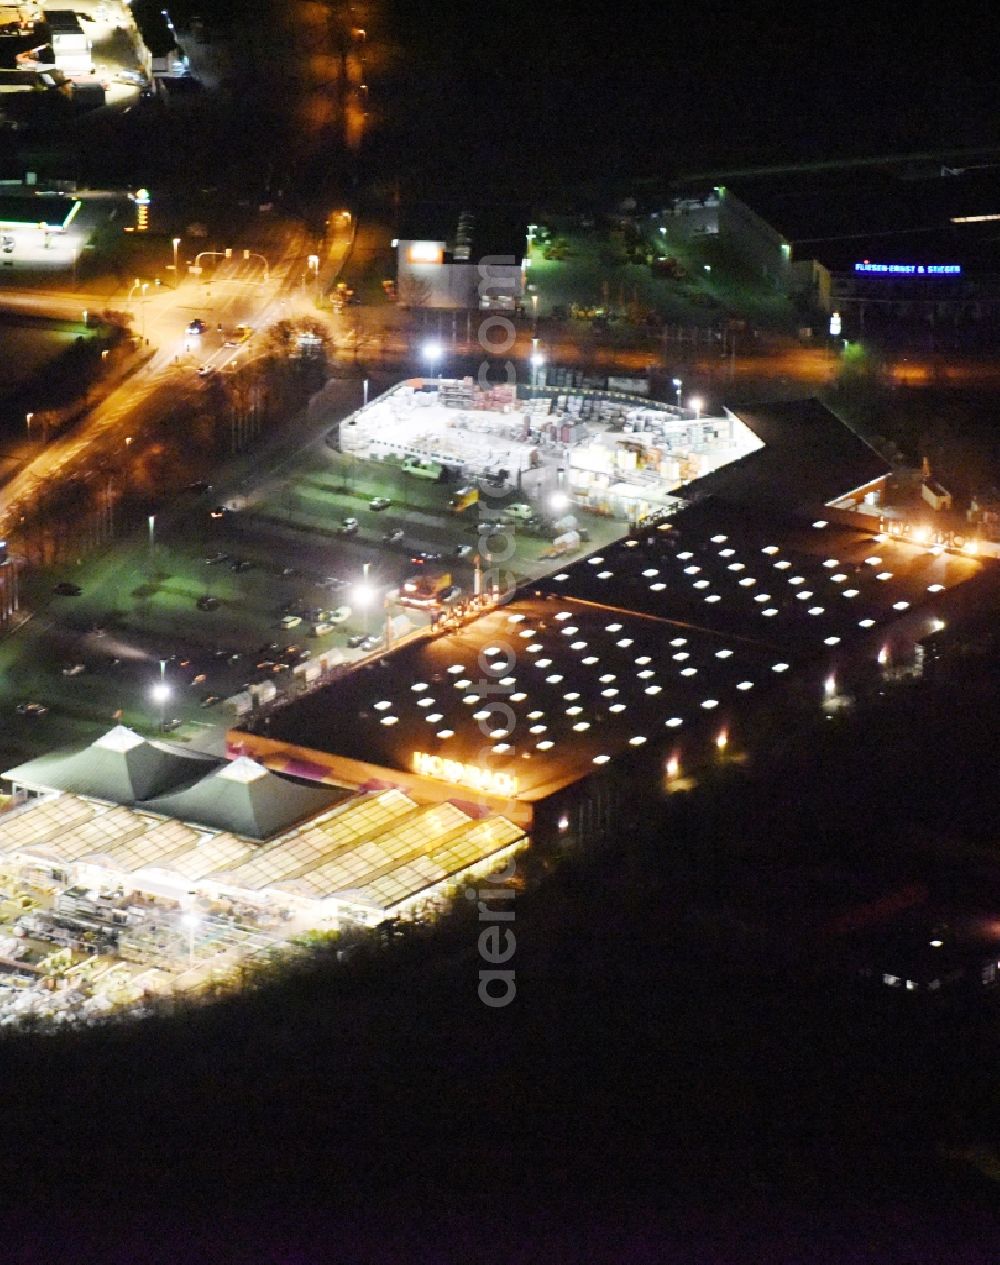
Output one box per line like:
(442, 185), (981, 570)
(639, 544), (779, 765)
(407, 241), (443, 264)
(853, 262), (961, 276)
(412, 752), (518, 798)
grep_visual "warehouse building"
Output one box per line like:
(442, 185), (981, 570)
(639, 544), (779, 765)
(232, 494), (990, 843)
(395, 208), (525, 310)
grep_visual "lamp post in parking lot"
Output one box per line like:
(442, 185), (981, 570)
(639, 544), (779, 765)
(530, 344), (545, 390)
(422, 339), (443, 381)
(181, 909), (198, 968)
(151, 679), (170, 734)
(355, 561), (374, 635)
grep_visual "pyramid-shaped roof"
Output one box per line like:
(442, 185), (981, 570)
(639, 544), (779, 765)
(137, 756), (342, 840)
(4, 727), (221, 803)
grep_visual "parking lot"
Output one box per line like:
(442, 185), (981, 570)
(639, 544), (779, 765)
(0, 409), (629, 770)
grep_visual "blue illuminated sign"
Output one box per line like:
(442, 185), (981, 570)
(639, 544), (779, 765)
(854, 261), (961, 276)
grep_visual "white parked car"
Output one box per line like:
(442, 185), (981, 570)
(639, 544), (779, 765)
(329, 605), (352, 624)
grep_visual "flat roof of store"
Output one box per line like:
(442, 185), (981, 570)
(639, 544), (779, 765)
(0, 194), (80, 228)
(691, 399), (891, 511)
(240, 502), (989, 799)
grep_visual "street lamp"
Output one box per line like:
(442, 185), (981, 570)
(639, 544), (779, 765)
(180, 910), (198, 967)
(352, 562), (377, 636)
(422, 339), (443, 379)
(550, 490), (570, 513)
(354, 585), (375, 636)
(25, 411), (33, 436)
(689, 395), (703, 420)
(672, 377), (682, 407)
(151, 680), (171, 733)
(172, 236), (181, 286)
(530, 349), (545, 389)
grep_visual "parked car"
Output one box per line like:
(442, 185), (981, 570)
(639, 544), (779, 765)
(203, 552), (228, 565)
(338, 517), (359, 536)
(369, 496), (391, 511)
(16, 702), (47, 716)
(186, 318), (206, 337)
(502, 502), (534, 522)
(346, 632), (366, 649)
(383, 528), (404, 545)
(200, 694), (221, 708)
(439, 584), (462, 603)
(280, 614), (302, 630)
(61, 663), (86, 676)
(454, 543), (473, 558)
(196, 595), (220, 611)
(360, 634), (384, 653)
(53, 582), (82, 596)
(329, 605), (351, 624)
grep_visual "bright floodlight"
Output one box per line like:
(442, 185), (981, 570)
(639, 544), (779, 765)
(530, 352), (545, 367)
(689, 395), (704, 417)
(422, 340), (443, 363)
(354, 582), (375, 608)
(151, 682), (171, 704)
(550, 491), (570, 511)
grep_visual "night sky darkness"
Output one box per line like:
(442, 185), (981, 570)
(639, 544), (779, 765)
(384, 1), (1000, 198)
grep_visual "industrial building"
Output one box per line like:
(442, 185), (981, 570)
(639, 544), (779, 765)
(233, 494), (988, 836)
(229, 392), (1000, 851)
(652, 186), (792, 289)
(395, 208), (525, 310)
